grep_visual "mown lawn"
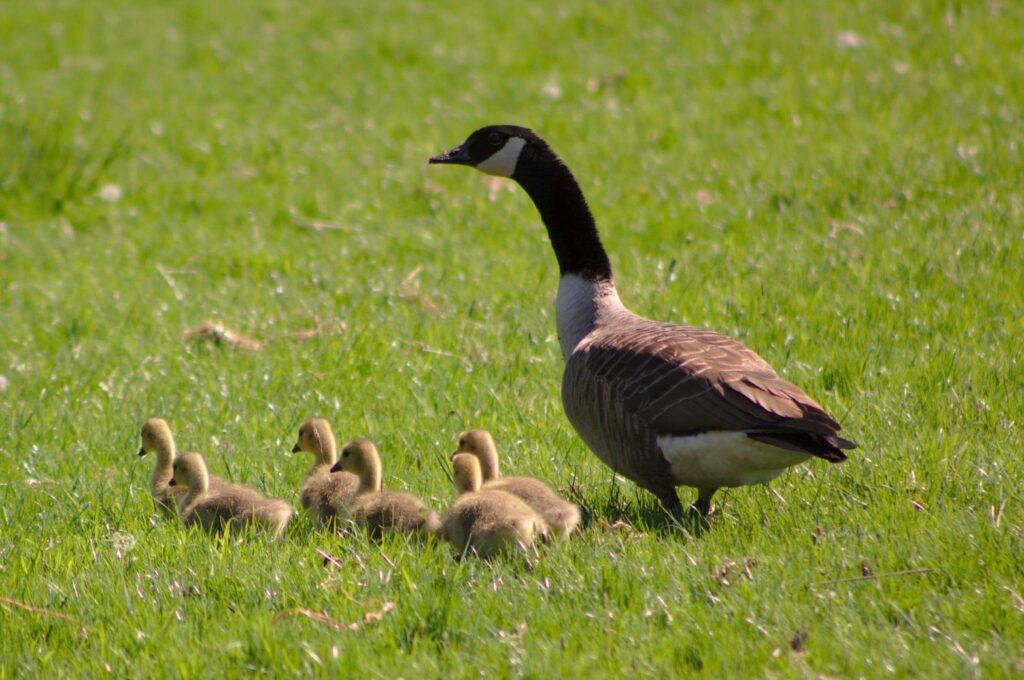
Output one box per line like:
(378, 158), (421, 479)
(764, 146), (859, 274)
(1, 0), (1022, 676)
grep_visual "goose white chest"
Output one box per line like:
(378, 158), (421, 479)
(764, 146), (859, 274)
(555, 274), (623, 360)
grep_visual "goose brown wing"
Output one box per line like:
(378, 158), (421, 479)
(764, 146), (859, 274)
(570, 319), (847, 441)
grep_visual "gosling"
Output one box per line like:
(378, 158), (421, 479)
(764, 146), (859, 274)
(329, 439), (441, 540)
(138, 417), (230, 516)
(170, 452), (294, 538)
(291, 418), (360, 529)
(455, 429), (580, 539)
(443, 453), (550, 559)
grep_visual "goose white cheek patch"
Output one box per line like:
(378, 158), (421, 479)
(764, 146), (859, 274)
(475, 137), (527, 177)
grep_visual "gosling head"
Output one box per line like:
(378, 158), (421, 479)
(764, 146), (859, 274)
(138, 418), (173, 458)
(292, 417), (335, 462)
(454, 428), (496, 457)
(429, 125), (551, 179)
(451, 453), (483, 494)
(330, 439), (378, 475)
(169, 452), (207, 492)
(453, 428), (499, 480)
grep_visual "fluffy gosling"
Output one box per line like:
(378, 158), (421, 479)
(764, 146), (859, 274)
(170, 452), (294, 538)
(443, 453), (550, 559)
(291, 417), (360, 529)
(329, 439), (441, 540)
(137, 418), (184, 516)
(455, 429), (580, 539)
(138, 418), (239, 517)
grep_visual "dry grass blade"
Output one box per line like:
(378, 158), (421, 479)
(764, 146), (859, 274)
(817, 568), (933, 586)
(275, 602), (396, 632)
(398, 265), (443, 314)
(317, 549), (343, 567)
(398, 338), (468, 362)
(0, 595), (76, 622)
(156, 265), (186, 301)
(181, 322), (263, 351)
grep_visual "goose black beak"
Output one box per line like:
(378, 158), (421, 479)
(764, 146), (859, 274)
(168, 478), (177, 487)
(429, 144), (472, 165)
(329, 462), (343, 473)
(137, 446), (146, 457)
(291, 443), (301, 453)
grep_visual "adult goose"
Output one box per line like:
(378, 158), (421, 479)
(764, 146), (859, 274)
(430, 125), (856, 516)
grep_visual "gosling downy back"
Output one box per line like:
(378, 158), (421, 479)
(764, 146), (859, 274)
(171, 452), (294, 538)
(330, 439), (441, 541)
(292, 417), (360, 528)
(442, 453), (549, 559)
(456, 429), (580, 540)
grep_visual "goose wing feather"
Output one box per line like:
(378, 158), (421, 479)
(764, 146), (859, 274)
(570, 318), (848, 441)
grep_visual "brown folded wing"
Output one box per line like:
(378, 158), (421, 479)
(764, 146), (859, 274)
(569, 318), (853, 458)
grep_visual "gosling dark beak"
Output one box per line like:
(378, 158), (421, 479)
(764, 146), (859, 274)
(429, 144), (472, 165)
(291, 443), (301, 453)
(137, 446), (146, 457)
(168, 479), (177, 487)
(330, 462), (343, 473)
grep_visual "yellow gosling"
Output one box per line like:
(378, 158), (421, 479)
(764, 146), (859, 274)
(442, 453), (549, 559)
(138, 418), (237, 517)
(330, 439), (441, 540)
(137, 418), (183, 516)
(291, 417), (360, 529)
(170, 452), (294, 538)
(455, 429), (580, 539)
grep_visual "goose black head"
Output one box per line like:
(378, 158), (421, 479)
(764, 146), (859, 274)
(429, 125), (546, 179)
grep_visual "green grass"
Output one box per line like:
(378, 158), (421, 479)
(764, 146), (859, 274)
(2, 0), (1022, 676)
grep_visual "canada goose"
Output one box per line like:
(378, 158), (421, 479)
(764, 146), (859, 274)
(431, 126), (856, 516)
(169, 452), (294, 538)
(329, 439), (442, 540)
(443, 453), (549, 559)
(137, 418), (235, 516)
(291, 417), (360, 528)
(455, 429), (580, 539)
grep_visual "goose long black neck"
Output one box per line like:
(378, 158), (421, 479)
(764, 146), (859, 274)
(512, 149), (613, 281)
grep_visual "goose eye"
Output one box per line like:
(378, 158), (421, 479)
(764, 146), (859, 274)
(487, 132), (501, 146)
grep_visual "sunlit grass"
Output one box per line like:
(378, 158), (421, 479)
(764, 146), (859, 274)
(1, 0), (1022, 676)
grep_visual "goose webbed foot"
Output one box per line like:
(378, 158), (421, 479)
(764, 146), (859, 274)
(690, 488), (717, 517)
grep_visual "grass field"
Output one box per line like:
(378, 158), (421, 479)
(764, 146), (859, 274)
(2, 0), (1023, 676)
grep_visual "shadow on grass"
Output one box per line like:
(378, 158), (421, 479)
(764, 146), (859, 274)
(569, 477), (711, 539)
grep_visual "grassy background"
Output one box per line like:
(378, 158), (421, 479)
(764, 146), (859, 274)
(2, 0), (1022, 676)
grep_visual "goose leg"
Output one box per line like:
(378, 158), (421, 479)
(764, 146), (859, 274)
(652, 485), (685, 518)
(691, 488), (717, 517)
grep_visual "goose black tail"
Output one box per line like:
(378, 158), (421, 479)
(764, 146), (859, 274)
(746, 431), (856, 463)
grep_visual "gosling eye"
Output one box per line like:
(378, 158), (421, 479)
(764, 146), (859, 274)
(342, 450), (349, 458)
(487, 132), (502, 146)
